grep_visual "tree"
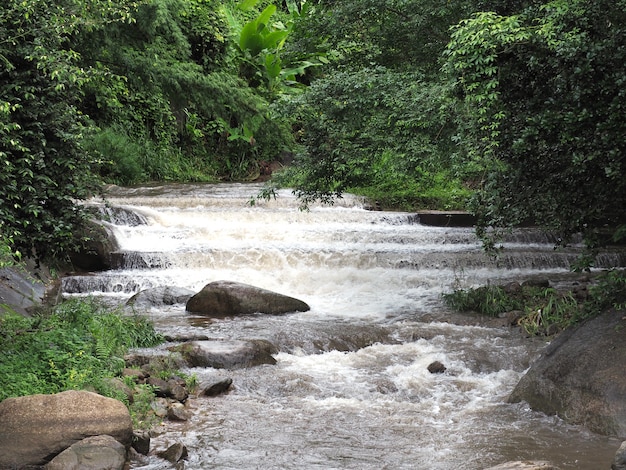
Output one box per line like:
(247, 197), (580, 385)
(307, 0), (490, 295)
(445, 0), (626, 256)
(269, 0), (476, 209)
(77, 0), (296, 183)
(0, 0), (139, 263)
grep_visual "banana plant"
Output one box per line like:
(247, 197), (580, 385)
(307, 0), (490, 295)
(224, 0), (319, 96)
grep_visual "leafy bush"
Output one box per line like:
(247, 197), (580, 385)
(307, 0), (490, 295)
(445, 1), (626, 250)
(0, 298), (163, 402)
(585, 269), (626, 314)
(443, 284), (583, 335)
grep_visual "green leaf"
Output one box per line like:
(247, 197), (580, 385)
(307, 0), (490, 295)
(257, 4), (277, 30)
(237, 0), (259, 11)
(239, 21), (264, 55)
(262, 30), (289, 50)
(265, 54), (282, 79)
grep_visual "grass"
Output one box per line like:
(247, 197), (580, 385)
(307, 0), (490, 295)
(442, 269), (626, 336)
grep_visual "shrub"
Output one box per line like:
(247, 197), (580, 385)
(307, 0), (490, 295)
(0, 298), (163, 401)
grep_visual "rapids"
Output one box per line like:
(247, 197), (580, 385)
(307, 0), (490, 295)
(62, 183), (622, 469)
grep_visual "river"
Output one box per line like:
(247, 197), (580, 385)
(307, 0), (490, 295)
(62, 183), (623, 469)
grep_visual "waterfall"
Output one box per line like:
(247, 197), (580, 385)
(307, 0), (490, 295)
(63, 183), (621, 469)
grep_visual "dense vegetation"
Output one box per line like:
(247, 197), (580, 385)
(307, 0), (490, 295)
(0, 298), (168, 426)
(442, 269), (626, 336)
(1, 0), (625, 262)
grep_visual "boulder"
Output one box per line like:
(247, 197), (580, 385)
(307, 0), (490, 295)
(427, 361), (447, 374)
(508, 309), (626, 437)
(69, 220), (120, 271)
(613, 441), (626, 470)
(0, 262), (51, 316)
(157, 442), (188, 464)
(44, 435), (126, 470)
(132, 431), (151, 456)
(173, 339), (277, 369)
(146, 377), (189, 403)
(0, 390), (132, 468)
(186, 280), (310, 316)
(126, 286), (195, 308)
(484, 462), (559, 470)
(167, 403), (191, 422)
(201, 378), (233, 397)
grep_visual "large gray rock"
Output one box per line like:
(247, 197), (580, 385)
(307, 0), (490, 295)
(44, 435), (127, 470)
(0, 390), (132, 468)
(174, 339), (277, 369)
(186, 280), (310, 316)
(508, 309), (626, 437)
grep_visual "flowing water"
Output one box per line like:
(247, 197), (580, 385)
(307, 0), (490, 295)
(63, 183), (624, 469)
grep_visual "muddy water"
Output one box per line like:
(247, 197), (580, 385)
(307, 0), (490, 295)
(63, 183), (622, 469)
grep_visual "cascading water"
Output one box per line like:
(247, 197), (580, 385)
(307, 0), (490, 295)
(63, 183), (623, 469)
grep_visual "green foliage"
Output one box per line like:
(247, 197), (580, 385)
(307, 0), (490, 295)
(273, 65), (472, 209)
(263, 0), (482, 210)
(0, 235), (18, 268)
(0, 0), (143, 263)
(445, 12), (532, 158)
(77, 0), (296, 183)
(517, 291), (580, 336)
(445, 0), (626, 252)
(443, 270), (626, 336)
(443, 283), (582, 335)
(226, 0), (319, 96)
(286, 0), (473, 73)
(442, 284), (522, 317)
(585, 270), (626, 314)
(129, 383), (161, 430)
(0, 298), (163, 401)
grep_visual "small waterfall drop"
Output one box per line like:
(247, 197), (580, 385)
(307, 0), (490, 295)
(63, 183), (622, 469)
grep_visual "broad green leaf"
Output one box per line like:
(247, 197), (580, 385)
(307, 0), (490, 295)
(257, 4), (277, 30)
(237, 0), (259, 11)
(239, 21), (263, 55)
(262, 30), (289, 50)
(265, 54), (282, 79)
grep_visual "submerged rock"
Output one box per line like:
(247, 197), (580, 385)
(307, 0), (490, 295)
(172, 339), (277, 369)
(186, 280), (310, 316)
(427, 361), (447, 374)
(127, 286), (195, 308)
(201, 378), (234, 396)
(157, 442), (188, 464)
(508, 308), (626, 437)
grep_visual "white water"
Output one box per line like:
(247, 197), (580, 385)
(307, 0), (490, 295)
(63, 183), (621, 469)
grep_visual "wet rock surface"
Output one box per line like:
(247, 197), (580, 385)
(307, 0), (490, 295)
(186, 280), (310, 316)
(172, 339), (278, 369)
(127, 286), (195, 308)
(509, 308), (626, 437)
